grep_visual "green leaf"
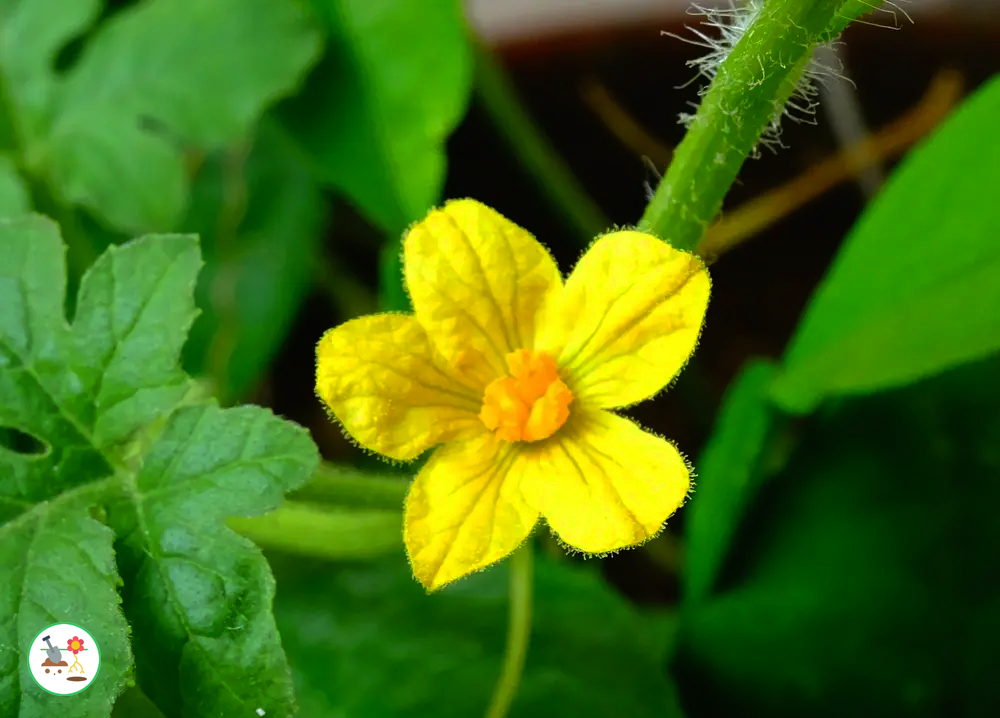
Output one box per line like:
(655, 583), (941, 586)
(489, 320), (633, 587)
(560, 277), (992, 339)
(72, 234), (201, 449)
(0, 0), (101, 138)
(110, 402), (317, 718)
(0, 215), (183, 713)
(182, 120), (326, 402)
(0, 217), (198, 496)
(0, 157), (29, 216)
(772, 74), (1000, 413)
(1, 506), (132, 717)
(283, 0), (473, 234)
(32, 0), (321, 232)
(683, 360), (782, 604)
(274, 551), (684, 718)
(674, 355), (1000, 717)
(0, 216), (319, 716)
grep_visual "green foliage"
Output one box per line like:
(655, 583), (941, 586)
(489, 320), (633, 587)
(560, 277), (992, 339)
(274, 551), (684, 718)
(1, 0), (320, 233)
(0, 218), (318, 716)
(675, 355), (1000, 717)
(284, 0), (473, 235)
(772, 75), (1000, 413)
(111, 403), (317, 717)
(2, 503), (131, 717)
(0, 157), (28, 215)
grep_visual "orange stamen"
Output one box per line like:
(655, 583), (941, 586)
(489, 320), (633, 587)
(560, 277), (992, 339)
(479, 350), (573, 442)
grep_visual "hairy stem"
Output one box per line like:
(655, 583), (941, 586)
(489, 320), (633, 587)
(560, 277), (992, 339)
(640, 0), (850, 251)
(698, 70), (963, 259)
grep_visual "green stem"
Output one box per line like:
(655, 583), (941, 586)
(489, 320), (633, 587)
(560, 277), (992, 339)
(640, 0), (848, 252)
(485, 543), (534, 718)
(290, 462), (409, 509)
(473, 41), (609, 243)
(228, 501), (403, 560)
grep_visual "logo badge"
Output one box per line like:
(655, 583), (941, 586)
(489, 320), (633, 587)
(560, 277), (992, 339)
(27, 623), (101, 695)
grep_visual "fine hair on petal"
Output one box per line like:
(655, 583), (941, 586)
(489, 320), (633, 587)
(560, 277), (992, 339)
(544, 416), (695, 560)
(579, 237), (711, 411)
(402, 496), (540, 592)
(314, 311), (436, 469)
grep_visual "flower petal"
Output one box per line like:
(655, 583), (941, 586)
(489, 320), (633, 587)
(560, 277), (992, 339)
(405, 430), (539, 590)
(404, 199), (562, 384)
(536, 231), (710, 408)
(519, 410), (690, 553)
(316, 313), (482, 460)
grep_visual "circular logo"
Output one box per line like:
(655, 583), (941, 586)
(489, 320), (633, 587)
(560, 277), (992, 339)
(27, 623), (101, 695)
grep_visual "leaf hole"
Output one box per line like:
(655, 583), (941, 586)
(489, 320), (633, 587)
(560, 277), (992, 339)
(0, 426), (50, 457)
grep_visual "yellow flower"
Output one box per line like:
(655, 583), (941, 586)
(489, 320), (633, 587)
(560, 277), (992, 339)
(316, 199), (710, 590)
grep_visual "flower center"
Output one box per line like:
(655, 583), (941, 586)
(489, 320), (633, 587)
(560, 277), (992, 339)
(479, 350), (573, 442)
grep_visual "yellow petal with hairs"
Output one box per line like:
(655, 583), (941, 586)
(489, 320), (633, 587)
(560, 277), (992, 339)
(403, 199), (562, 386)
(517, 409), (690, 553)
(316, 314), (482, 460)
(404, 429), (539, 590)
(536, 231), (710, 409)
